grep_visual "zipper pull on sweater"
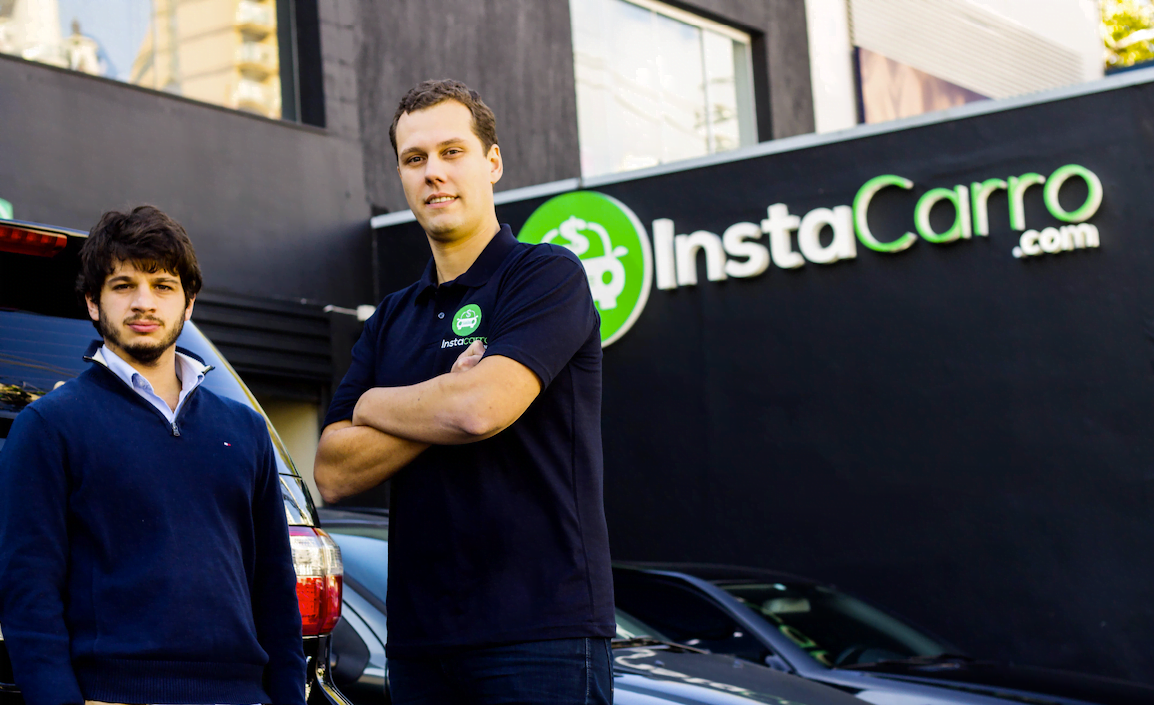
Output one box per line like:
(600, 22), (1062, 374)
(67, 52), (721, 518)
(171, 422), (180, 437)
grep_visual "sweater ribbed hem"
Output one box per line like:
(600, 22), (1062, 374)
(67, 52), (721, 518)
(76, 658), (269, 704)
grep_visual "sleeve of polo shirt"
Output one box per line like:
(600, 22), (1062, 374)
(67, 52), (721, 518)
(323, 311), (379, 427)
(484, 249), (599, 388)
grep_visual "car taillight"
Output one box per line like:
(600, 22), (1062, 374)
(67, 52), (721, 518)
(289, 526), (343, 636)
(0, 225), (67, 257)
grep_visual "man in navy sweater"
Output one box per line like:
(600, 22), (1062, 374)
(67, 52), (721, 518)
(0, 207), (306, 705)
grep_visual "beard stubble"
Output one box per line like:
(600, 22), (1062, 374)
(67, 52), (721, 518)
(97, 307), (186, 364)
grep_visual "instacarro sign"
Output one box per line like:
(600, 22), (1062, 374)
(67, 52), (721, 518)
(518, 164), (1104, 347)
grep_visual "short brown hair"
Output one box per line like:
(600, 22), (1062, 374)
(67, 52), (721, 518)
(77, 205), (203, 306)
(389, 79), (498, 158)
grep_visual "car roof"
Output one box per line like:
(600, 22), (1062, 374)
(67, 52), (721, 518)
(613, 561), (822, 586)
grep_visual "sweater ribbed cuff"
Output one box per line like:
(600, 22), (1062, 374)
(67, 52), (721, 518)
(75, 658), (269, 704)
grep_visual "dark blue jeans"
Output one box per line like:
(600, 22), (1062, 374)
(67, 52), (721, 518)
(388, 637), (613, 705)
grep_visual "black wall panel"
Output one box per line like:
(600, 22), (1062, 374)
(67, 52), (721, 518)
(0, 54), (371, 308)
(377, 76), (1154, 683)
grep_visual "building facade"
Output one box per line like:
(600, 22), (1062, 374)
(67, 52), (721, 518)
(5, 0), (1149, 687)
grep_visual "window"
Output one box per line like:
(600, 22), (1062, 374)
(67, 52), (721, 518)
(569, 0), (757, 177)
(613, 574), (769, 663)
(721, 581), (950, 667)
(845, 0), (1102, 127)
(856, 47), (987, 124)
(0, 0), (296, 120)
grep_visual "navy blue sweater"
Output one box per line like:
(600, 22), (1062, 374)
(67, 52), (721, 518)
(0, 360), (305, 705)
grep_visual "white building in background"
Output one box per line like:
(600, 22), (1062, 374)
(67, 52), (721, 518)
(0, 0), (65, 67)
(806, 0), (1104, 133)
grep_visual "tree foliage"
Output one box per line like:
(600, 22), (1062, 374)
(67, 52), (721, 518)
(1103, 0), (1154, 69)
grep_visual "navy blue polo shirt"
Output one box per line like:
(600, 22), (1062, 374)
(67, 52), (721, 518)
(325, 224), (615, 657)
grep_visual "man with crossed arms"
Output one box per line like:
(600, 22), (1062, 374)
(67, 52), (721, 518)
(314, 79), (614, 704)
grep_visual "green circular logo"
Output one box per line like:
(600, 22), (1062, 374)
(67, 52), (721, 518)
(452, 304), (482, 336)
(518, 191), (652, 347)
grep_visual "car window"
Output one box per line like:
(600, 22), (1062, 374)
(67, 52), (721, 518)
(0, 311), (95, 449)
(615, 608), (672, 641)
(326, 533), (389, 604)
(614, 574), (768, 662)
(720, 582), (949, 667)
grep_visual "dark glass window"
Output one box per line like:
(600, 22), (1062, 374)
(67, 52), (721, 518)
(614, 575), (768, 662)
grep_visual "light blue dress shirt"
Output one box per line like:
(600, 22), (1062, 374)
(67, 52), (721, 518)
(96, 345), (206, 424)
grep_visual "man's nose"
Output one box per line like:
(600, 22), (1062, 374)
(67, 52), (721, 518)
(131, 287), (158, 311)
(424, 155), (447, 183)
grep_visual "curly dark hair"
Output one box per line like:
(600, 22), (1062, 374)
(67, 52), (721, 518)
(76, 205), (203, 306)
(389, 79), (498, 158)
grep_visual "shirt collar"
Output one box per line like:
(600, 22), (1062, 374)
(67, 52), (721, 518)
(96, 344), (206, 395)
(416, 224), (518, 301)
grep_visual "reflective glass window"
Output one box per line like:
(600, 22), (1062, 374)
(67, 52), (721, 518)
(0, 0), (289, 119)
(721, 581), (951, 667)
(613, 574), (769, 662)
(569, 0), (757, 177)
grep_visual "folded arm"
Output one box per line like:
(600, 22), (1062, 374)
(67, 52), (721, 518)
(313, 340), (489, 503)
(352, 350), (542, 445)
(313, 421), (428, 504)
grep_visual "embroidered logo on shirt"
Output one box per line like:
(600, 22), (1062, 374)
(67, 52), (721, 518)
(452, 304), (483, 336)
(223, 442), (232, 447)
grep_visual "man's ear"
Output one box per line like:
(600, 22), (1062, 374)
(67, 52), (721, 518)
(184, 294), (196, 322)
(85, 293), (99, 322)
(488, 144), (503, 185)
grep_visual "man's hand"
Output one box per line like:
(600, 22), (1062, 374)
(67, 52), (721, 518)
(452, 340), (486, 373)
(313, 421), (428, 504)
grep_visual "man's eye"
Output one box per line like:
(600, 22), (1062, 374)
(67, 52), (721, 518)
(445, 148), (462, 156)
(156, 284), (173, 291)
(113, 284), (131, 290)
(407, 155), (423, 164)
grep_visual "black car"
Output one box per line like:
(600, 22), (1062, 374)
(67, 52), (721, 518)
(0, 219), (350, 705)
(613, 563), (1154, 705)
(317, 507), (866, 705)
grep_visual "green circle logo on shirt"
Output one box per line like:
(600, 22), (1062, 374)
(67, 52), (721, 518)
(518, 191), (652, 347)
(452, 304), (482, 336)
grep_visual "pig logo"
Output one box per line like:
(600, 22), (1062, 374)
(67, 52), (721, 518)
(543, 216), (630, 310)
(518, 191), (653, 347)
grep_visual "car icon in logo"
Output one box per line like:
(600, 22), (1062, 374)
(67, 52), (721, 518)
(544, 216), (629, 310)
(456, 309), (479, 332)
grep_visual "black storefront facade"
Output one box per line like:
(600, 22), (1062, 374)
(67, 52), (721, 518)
(373, 69), (1154, 684)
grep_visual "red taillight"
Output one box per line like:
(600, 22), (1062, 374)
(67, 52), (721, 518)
(290, 526), (343, 636)
(0, 225), (68, 257)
